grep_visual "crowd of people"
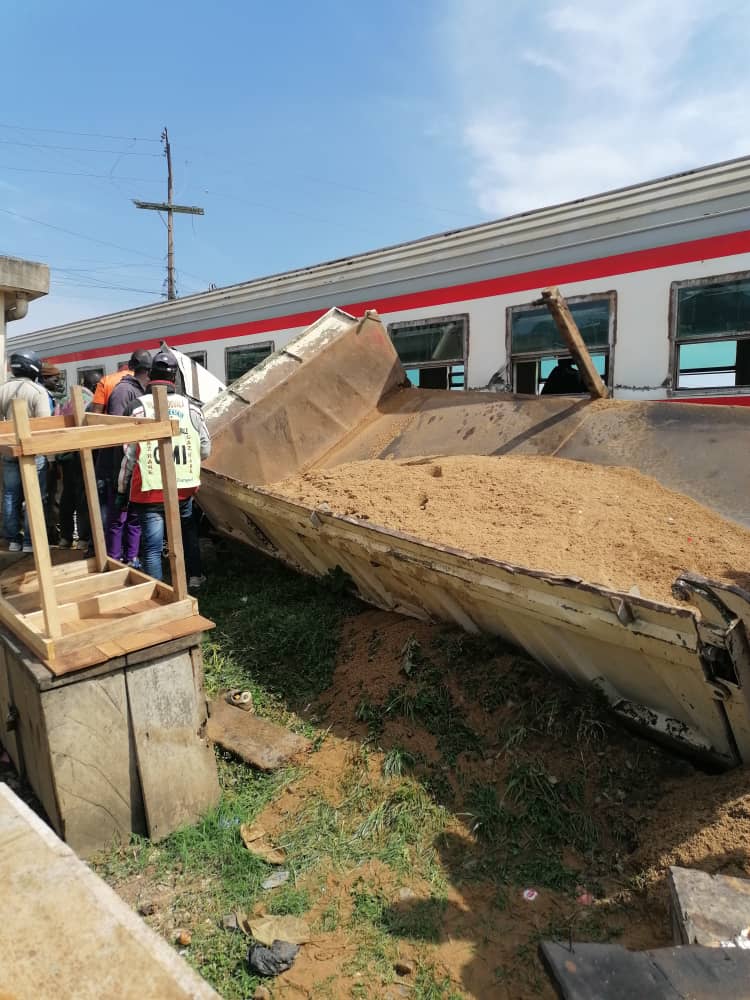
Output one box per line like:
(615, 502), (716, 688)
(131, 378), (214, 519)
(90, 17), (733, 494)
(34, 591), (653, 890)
(0, 344), (211, 591)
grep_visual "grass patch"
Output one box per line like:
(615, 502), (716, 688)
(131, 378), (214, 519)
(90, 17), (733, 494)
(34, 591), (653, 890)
(199, 547), (359, 705)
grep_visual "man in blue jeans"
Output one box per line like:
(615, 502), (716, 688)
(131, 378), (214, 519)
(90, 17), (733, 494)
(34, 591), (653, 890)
(116, 349), (210, 588)
(0, 349), (51, 553)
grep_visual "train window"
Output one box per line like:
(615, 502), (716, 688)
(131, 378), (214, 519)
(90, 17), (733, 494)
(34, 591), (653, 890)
(225, 341), (274, 383)
(77, 365), (104, 385)
(507, 293), (615, 394)
(388, 315), (468, 390)
(185, 350), (207, 367)
(672, 273), (750, 389)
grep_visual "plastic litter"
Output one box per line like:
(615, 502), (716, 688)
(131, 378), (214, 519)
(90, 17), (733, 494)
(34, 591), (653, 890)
(522, 888), (538, 902)
(248, 915), (310, 947)
(247, 939), (300, 977)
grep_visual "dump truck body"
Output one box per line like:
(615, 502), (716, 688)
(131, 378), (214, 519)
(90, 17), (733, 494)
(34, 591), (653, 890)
(200, 308), (750, 766)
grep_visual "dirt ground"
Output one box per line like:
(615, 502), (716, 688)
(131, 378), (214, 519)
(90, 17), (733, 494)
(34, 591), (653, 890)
(271, 454), (750, 605)
(237, 609), (750, 997)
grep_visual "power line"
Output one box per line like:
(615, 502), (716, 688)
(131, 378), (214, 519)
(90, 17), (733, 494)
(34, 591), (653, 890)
(0, 122), (160, 143)
(0, 206), (164, 261)
(0, 163), (161, 182)
(0, 137), (162, 156)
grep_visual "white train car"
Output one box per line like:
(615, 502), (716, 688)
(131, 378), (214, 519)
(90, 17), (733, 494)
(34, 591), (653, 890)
(17, 155), (750, 406)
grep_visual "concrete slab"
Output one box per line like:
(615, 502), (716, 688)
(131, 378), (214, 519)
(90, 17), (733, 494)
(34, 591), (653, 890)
(0, 255), (49, 299)
(0, 783), (221, 999)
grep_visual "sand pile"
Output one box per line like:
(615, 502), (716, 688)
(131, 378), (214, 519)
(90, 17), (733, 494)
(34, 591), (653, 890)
(270, 455), (750, 605)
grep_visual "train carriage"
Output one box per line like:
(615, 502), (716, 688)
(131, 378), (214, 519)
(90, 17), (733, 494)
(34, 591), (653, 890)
(16, 155), (750, 406)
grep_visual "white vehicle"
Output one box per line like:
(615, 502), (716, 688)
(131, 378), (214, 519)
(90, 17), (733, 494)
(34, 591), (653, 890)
(16, 155), (750, 408)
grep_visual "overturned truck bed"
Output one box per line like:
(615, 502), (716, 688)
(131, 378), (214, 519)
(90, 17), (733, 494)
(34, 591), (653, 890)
(199, 308), (750, 767)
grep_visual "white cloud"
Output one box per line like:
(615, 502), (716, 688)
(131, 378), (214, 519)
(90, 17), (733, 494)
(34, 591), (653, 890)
(439, 0), (750, 216)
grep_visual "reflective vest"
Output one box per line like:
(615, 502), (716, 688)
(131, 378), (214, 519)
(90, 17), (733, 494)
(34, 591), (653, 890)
(130, 392), (202, 504)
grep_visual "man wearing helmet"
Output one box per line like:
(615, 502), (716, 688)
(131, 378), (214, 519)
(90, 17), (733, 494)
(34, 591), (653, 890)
(0, 350), (52, 552)
(117, 348), (211, 588)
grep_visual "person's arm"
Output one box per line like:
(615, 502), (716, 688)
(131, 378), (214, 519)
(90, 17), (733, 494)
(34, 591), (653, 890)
(117, 442), (138, 498)
(90, 377), (107, 413)
(190, 402), (211, 460)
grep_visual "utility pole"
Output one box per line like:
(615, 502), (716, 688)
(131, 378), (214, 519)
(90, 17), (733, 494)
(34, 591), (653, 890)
(133, 128), (204, 300)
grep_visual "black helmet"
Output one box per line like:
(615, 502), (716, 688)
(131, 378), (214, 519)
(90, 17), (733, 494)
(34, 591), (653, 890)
(9, 349), (42, 379)
(150, 347), (179, 383)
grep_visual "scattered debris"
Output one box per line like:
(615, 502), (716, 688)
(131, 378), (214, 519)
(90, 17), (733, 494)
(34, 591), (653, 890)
(226, 688), (254, 712)
(247, 940), (300, 977)
(261, 869), (290, 890)
(206, 697), (311, 770)
(240, 823), (286, 864)
(522, 888), (539, 902)
(175, 929), (192, 946)
(670, 866), (750, 947)
(248, 916), (311, 947)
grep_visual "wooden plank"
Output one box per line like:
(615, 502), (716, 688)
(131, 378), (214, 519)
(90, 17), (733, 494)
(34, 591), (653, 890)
(24, 581), (158, 630)
(9, 418), (176, 458)
(1, 555), (97, 592)
(44, 616), (214, 675)
(0, 414), (71, 435)
(85, 412), (180, 433)
(71, 384), (107, 572)
(7, 568), (132, 614)
(152, 386), (188, 600)
(540, 286), (609, 399)
(0, 643), (20, 770)
(12, 400), (60, 639)
(4, 643), (63, 834)
(206, 697), (310, 770)
(0, 592), (52, 661)
(38, 669), (147, 856)
(669, 865), (750, 946)
(50, 597), (197, 662)
(126, 651), (219, 841)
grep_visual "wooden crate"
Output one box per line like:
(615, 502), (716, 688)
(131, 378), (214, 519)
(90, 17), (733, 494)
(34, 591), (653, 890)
(0, 626), (220, 857)
(0, 385), (210, 674)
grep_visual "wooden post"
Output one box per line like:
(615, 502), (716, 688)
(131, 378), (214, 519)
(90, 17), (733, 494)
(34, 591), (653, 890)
(11, 399), (60, 638)
(70, 385), (107, 572)
(152, 386), (188, 600)
(540, 287), (609, 399)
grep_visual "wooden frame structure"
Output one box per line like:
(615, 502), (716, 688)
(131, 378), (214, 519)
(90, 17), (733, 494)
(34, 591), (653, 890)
(0, 385), (209, 675)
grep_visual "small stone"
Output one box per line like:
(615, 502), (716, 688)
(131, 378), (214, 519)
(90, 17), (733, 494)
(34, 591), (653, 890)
(175, 929), (192, 946)
(254, 988), (272, 1000)
(138, 900), (155, 916)
(222, 913), (239, 932)
(397, 887), (416, 901)
(429, 465), (443, 478)
(394, 958), (415, 977)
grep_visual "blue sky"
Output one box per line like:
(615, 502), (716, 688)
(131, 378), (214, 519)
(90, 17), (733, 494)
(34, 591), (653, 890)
(5, 0), (749, 334)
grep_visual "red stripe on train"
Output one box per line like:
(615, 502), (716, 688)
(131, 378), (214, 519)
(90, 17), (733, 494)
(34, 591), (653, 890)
(45, 228), (750, 365)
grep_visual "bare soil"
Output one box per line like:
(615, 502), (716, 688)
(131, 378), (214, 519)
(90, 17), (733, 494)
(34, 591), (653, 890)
(271, 454), (750, 605)
(247, 609), (750, 998)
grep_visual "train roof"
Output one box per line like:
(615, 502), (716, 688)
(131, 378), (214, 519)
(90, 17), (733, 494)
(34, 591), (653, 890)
(15, 152), (750, 350)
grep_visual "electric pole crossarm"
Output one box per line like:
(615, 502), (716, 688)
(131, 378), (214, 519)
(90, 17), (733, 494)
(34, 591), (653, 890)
(133, 201), (205, 215)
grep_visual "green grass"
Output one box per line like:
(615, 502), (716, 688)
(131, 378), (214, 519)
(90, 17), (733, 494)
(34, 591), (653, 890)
(198, 546), (359, 705)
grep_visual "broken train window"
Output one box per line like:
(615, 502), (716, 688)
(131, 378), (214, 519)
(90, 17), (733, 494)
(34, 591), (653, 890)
(507, 293), (615, 394)
(225, 341), (275, 384)
(388, 315), (467, 390)
(672, 273), (750, 390)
